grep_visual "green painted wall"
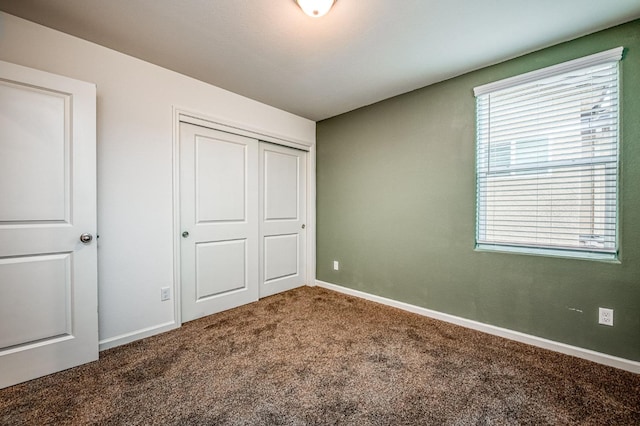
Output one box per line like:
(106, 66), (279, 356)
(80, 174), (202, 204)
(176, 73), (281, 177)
(316, 20), (640, 361)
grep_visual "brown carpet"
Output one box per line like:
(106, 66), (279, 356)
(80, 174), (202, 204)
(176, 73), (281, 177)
(1, 286), (639, 425)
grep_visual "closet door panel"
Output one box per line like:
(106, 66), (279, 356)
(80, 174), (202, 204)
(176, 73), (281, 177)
(259, 143), (307, 297)
(180, 123), (258, 322)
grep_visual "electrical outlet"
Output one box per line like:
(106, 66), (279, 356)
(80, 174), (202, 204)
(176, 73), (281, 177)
(599, 307), (613, 326)
(333, 260), (339, 271)
(161, 287), (171, 301)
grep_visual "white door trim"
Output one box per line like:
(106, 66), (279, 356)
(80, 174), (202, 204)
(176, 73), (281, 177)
(172, 107), (316, 326)
(177, 108), (313, 150)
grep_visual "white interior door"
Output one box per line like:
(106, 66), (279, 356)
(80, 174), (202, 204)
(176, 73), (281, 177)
(180, 123), (259, 322)
(0, 60), (98, 389)
(260, 143), (307, 297)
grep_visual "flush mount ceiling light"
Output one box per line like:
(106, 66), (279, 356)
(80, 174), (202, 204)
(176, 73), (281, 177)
(295, 0), (336, 18)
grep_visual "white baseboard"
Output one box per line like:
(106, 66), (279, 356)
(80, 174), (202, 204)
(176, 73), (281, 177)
(315, 280), (640, 374)
(99, 321), (179, 351)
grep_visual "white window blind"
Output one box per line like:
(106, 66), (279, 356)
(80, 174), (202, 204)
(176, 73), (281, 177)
(474, 48), (622, 260)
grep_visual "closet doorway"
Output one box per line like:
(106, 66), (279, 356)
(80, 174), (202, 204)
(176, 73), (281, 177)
(178, 119), (308, 322)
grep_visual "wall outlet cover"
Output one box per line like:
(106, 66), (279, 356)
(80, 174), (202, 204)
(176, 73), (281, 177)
(598, 307), (613, 326)
(333, 261), (339, 271)
(161, 287), (171, 301)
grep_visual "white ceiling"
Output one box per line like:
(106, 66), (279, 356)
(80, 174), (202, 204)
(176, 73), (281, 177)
(1, 0), (639, 121)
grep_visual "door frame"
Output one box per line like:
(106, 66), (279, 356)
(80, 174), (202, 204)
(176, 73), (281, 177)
(171, 107), (316, 326)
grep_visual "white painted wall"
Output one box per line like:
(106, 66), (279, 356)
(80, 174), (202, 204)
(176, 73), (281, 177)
(0, 12), (316, 348)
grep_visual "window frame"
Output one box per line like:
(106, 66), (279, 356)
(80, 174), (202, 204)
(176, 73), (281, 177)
(473, 47), (623, 262)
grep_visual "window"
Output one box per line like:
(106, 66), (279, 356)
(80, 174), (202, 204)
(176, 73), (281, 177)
(488, 137), (550, 176)
(474, 47), (623, 261)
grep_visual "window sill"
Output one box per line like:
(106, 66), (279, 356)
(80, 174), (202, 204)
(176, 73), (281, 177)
(475, 243), (620, 263)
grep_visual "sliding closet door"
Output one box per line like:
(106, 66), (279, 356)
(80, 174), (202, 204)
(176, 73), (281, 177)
(259, 143), (307, 297)
(180, 123), (259, 322)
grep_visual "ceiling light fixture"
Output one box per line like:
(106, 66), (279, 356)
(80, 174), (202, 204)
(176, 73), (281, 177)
(295, 0), (336, 18)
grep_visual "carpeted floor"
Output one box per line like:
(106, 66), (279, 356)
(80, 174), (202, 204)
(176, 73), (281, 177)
(1, 286), (639, 425)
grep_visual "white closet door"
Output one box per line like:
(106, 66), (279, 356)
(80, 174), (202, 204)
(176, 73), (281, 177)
(180, 123), (259, 322)
(0, 60), (98, 389)
(259, 143), (307, 297)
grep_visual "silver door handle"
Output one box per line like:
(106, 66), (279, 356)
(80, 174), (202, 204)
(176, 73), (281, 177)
(182, 231), (189, 238)
(80, 233), (93, 244)
(302, 224), (306, 229)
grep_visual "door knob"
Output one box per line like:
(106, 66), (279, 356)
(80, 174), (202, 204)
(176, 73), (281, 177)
(182, 231), (189, 238)
(301, 224), (306, 229)
(79, 233), (93, 244)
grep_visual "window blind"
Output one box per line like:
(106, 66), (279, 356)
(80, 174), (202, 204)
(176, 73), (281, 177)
(475, 48), (622, 259)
